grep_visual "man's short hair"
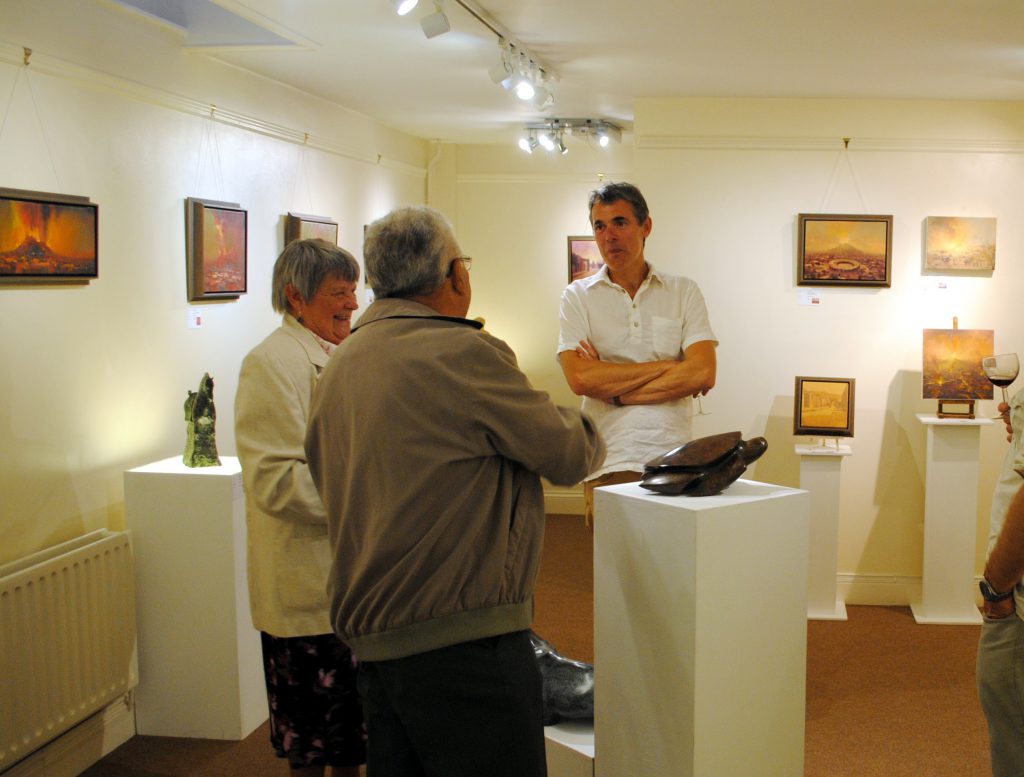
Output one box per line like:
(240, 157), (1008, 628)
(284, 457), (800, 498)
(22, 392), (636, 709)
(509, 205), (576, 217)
(364, 206), (454, 299)
(588, 181), (650, 225)
(271, 238), (360, 315)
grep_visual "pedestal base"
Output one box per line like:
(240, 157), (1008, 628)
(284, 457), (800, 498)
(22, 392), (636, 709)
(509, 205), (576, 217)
(545, 721), (594, 777)
(594, 479), (809, 777)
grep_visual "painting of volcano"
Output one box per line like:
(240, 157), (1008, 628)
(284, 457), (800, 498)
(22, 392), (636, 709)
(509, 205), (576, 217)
(186, 197), (247, 301)
(797, 213), (892, 288)
(0, 190), (97, 279)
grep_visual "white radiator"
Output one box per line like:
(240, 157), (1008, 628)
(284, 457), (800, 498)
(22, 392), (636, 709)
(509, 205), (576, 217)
(0, 529), (137, 772)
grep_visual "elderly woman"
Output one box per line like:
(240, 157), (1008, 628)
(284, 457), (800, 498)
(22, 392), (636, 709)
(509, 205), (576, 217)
(235, 238), (364, 777)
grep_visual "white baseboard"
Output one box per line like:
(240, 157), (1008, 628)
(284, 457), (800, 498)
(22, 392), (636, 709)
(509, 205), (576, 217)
(2, 693), (136, 777)
(838, 574), (922, 606)
(544, 487), (584, 515)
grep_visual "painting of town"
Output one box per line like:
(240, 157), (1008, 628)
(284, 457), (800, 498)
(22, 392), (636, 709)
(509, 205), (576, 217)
(922, 328), (993, 400)
(285, 212), (338, 245)
(0, 190), (97, 279)
(186, 198), (247, 301)
(794, 376), (855, 437)
(925, 216), (996, 271)
(797, 214), (892, 287)
(568, 236), (601, 283)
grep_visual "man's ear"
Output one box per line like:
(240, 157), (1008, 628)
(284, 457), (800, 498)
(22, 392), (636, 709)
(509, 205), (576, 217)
(449, 259), (469, 295)
(284, 283), (304, 316)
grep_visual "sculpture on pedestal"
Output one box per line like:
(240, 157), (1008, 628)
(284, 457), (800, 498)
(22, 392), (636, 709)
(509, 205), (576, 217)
(183, 372), (221, 467)
(530, 632), (594, 725)
(640, 431), (767, 496)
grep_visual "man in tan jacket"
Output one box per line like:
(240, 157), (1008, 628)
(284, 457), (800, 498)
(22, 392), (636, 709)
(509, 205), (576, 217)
(306, 205), (604, 777)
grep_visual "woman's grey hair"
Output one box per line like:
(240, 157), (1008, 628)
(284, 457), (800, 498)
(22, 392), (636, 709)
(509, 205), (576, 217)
(588, 181), (650, 224)
(363, 206), (454, 299)
(271, 238), (360, 314)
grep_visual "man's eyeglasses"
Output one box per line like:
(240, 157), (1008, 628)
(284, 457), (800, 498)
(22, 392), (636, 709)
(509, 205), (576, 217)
(450, 256), (472, 274)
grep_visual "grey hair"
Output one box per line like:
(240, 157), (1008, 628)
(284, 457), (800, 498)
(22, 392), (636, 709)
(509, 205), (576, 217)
(588, 181), (650, 225)
(363, 206), (454, 299)
(271, 238), (360, 315)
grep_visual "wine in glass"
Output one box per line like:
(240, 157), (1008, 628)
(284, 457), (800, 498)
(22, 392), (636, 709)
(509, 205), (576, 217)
(982, 353), (1020, 412)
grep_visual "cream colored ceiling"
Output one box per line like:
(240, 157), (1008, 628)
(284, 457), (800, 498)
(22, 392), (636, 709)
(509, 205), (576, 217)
(110, 0), (1024, 144)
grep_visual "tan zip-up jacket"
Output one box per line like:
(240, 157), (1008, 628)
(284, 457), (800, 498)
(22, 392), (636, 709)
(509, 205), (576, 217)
(306, 298), (605, 661)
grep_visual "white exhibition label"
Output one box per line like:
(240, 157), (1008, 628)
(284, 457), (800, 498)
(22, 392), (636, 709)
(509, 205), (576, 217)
(797, 289), (822, 306)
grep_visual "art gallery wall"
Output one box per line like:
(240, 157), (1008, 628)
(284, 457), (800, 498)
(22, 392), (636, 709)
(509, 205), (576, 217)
(454, 97), (1024, 603)
(0, 2), (428, 564)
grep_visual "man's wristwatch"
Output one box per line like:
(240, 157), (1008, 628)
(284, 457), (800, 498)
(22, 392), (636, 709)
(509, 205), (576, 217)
(980, 577), (1014, 603)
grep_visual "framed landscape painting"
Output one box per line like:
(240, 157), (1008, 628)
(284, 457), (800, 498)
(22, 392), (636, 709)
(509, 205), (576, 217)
(568, 236), (601, 283)
(797, 213), (893, 288)
(185, 197), (247, 301)
(793, 376), (855, 437)
(285, 212), (338, 245)
(924, 216), (996, 271)
(0, 188), (98, 280)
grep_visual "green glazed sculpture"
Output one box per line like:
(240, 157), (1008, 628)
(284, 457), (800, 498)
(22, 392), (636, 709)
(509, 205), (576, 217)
(183, 372), (221, 467)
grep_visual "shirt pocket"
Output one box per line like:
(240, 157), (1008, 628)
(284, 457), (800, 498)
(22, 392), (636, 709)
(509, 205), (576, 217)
(651, 316), (683, 359)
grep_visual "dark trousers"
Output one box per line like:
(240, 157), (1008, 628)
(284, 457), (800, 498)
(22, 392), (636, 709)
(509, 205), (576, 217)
(357, 630), (547, 777)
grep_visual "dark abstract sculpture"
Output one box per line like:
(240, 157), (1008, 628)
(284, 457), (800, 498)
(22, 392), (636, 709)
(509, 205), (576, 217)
(639, 431), (767, 496)
(183, 372), (221, 467)
(530, 632), (594, 726)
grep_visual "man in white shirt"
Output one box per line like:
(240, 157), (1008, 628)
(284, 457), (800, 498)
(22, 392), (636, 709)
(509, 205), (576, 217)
(558, 182), (718, 525)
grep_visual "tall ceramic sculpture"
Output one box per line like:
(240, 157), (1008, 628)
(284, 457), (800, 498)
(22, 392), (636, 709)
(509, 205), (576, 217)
(183, 372), (221, 467)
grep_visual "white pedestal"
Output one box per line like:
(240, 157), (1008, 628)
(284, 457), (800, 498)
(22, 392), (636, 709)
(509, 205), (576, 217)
(545, 721), (595, 777)
(124, 456), (267, 739)
(911, 414), (990, 625)
(593, 480), (809, 777)
(797, 443), (851, 621)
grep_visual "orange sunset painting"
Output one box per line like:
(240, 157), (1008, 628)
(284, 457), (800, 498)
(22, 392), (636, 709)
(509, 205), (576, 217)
(200, 207), (246, 293)
(0, 196), (97, 277)
(799, 215), (891, 285)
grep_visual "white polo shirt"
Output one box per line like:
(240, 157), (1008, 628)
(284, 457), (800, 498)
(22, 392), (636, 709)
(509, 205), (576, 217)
(557, 264), (717, 480)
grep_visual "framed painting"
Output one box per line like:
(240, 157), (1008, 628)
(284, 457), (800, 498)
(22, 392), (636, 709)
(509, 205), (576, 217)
(924, 216), (996, 272)
(568, 235), (601, 283)
(794, 377), (855, 437)
(185, 197), (247, 301)
(285, 212), (338, 245)
(797, 213), (893, 287)
(922, 328), (993, 400)
(0, 187), (98, 280)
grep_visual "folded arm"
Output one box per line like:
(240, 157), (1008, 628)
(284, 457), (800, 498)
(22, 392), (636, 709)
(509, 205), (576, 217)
(559, 339), (716, 406)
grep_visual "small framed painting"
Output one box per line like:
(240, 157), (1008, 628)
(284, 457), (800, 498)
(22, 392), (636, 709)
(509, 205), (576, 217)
(568, 235), (601, 283)
(924, 216), (996, 271)
(185, 197), (247, 301)
(0, 188), (98, 280)
(797, 213), (893, 288)
(285, 212), (338, 245)
(922, 328), (993, 400)
(794, 376), (855, 437)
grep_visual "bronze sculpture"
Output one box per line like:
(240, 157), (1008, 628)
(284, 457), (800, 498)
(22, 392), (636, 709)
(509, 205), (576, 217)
(639, 431), (767, 496)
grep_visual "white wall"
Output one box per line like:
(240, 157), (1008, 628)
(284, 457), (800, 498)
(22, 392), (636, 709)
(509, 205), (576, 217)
(0, 1), (428, 564)
(454, 98), (1024, 600)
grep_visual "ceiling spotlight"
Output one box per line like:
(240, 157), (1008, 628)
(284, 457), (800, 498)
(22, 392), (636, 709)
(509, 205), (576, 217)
(515, 78), (535, 101)
(532, 86), (554, 110)
(597, 129), (610, 147)
(391, 0), (419, 15)
(556, 135), (568, 155)
(538, 132), (555, 152)
(518, 135), (538, 154)
(420, 3), (450, 38)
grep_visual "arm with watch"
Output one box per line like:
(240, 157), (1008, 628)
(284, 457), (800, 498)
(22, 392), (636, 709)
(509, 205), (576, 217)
(981, 485), (1024, 619)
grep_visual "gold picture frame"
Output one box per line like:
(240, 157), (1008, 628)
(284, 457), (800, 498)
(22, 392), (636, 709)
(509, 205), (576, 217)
(794, 376), (855, 437)
(797, 213), (893, 287)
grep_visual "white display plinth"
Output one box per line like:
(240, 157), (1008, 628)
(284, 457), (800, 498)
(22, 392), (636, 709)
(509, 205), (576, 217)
(545, 721), (594, 777)
(594, 480), (809, 777)
(797, 443), (852, 621)
(912, 415), (990, 625)
(124, 456), (267, 739)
